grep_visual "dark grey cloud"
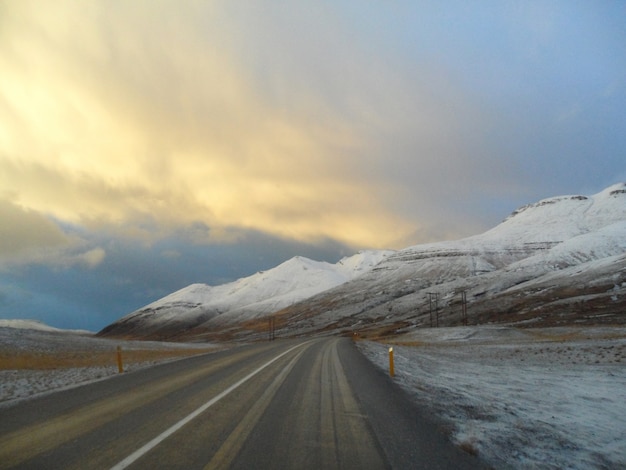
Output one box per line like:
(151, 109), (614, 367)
(0, 220), (351, 331)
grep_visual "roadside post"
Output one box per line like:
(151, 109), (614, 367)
(116, 346), (124, 373)
(389, 347), (395, 377)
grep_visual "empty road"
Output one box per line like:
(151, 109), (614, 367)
(0, 338), (483, 469)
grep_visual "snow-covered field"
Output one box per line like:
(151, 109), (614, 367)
(0, 324), (220, 405)
(358, 326), (626, 469)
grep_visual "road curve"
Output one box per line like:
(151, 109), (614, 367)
(0, 338), (483, 469)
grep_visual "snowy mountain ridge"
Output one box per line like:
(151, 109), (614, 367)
(269, 183), (626, 336)
(400, 183), (626, 255)
(100, 184), (626, 340)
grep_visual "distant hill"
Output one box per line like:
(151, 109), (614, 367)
(99, 183), (626, 341)
(0, 319), (92, 335)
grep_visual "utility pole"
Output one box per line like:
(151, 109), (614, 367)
(268, 316), (275, 341)
(428, 293), (433, 327)
(459, 291), (466, 325)
(428, 293), (439, 328)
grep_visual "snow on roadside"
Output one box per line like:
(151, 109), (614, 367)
(358, 326), (626, 470)
(0, 327), (220, 405)
(0, 367), (119, 404)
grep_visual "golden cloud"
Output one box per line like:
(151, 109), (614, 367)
(0, 198), (69, 257)
(0, 197), (106, 268)
(0, 1), (437, 250)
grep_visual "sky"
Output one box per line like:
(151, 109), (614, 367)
(1, 1), (625, 331)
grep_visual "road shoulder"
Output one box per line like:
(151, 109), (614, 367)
(338, 338), (486, 470)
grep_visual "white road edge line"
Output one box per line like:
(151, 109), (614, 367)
(110, 341), (311, 470)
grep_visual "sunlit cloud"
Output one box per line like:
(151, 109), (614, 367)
(0, 198), (69, 259)
(1, 1), (624, 254)
(0, 197), (105, 269)
(0, 0), (501, 253)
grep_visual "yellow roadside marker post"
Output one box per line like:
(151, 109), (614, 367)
(389, 347), (395, 377)
(117, 346), (124, 373)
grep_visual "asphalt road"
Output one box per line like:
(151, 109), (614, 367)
(0, 338), (484, 469)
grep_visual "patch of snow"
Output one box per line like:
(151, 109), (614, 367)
(0, 368), (120, 404)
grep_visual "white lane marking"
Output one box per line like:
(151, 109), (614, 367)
(110, 341), (310, 470)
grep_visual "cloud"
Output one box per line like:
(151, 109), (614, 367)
(0, 196), (107, 269)
(76, 247), (106, 269)
(1, 0), (625, 255)
(0, 0), (502, 250)
(0, 198), (69, 260)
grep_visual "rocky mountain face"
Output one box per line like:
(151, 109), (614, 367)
(99, 184), (626, 341)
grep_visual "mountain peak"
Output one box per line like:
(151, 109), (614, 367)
(599, 182), (626, 197)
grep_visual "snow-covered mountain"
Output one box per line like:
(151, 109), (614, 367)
(98, 250), (393, 339)
(100, 184), (626, 340)
(272, 183), (626, 337)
